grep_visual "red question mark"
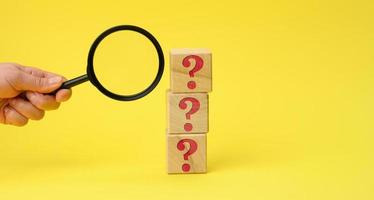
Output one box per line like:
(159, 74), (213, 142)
(182, 55), (204, 89)
(179, 97), (200, 132)
(177, 139), (198, 172)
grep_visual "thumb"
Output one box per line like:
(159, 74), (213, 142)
(15, 72), (63, 93)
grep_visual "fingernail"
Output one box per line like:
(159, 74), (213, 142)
(48, 77), (62, 84)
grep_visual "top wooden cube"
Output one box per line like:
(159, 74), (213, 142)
(170, 49), (212, 93)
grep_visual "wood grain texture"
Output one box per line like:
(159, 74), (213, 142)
(167, 133), (207, 174)
(170, 48), (212, 93)
(167, 92), (208, 134)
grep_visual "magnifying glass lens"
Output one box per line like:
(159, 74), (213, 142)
(93, 31), (159, 95)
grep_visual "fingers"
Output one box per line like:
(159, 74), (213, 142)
(56, 89), (72, 102)
(1, 91), (70, 127)
(14, 71), (64, 93)
(8, 97), (45, 120)
(18, 65), (61, 79)
(3, 106), (28, 126)
(25, 92), (60, 111)
(0, 64), (72, 127)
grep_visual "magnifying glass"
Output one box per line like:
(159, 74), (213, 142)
(50, 25), (164, 101)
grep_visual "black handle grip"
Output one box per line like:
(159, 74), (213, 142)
(48, 74), (89, 95)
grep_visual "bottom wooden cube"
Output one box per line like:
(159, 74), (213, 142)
(167, 133), (207, 174)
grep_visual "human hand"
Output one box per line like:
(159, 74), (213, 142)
(0, 63), (72, 126)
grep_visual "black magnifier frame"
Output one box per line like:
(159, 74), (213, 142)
(53, 25), (164, 101)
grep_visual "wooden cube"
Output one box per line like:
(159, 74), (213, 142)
(170, 48), (212, 93)
(167, 92), (208, 134)
(167, 133), (207, 174)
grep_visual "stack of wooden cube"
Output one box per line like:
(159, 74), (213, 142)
(167, 48), (212, 174)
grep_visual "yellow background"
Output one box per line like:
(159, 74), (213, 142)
(0, 0), (373, 199)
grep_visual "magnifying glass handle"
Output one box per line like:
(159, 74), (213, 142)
(48, 74), (89, 95)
